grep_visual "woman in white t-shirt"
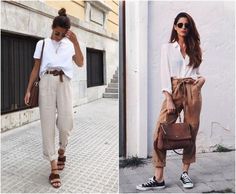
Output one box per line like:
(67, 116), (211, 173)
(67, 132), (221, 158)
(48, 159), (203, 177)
(137, 12), (205, 191)
(24, 8), (83, 188)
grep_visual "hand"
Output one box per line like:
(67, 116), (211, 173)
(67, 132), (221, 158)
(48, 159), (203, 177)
(24, 92), (31, 106)
(65, 30), (78, 45)
(166, 98), (176, 114)
(193, 77), (205, 88)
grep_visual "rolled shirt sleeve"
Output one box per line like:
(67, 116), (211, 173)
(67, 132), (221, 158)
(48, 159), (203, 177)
(160, 44), (172, 94)
(33, 40), (44, 59)
(196, 67), (203, 78)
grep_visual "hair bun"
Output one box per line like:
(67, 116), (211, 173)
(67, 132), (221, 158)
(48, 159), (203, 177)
(58, 8), (67, 17)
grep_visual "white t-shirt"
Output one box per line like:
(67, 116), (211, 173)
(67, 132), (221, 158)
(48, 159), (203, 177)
(33, 37), (75, 79)
(160, 41), (202, 94)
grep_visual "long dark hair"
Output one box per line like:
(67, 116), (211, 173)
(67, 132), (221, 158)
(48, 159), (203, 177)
(169, 12), (202, 68)
(52, 8), (71, 29)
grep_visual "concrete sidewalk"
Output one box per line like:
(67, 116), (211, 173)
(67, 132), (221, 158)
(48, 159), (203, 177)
(1, 98), (118, 193)
(119, 151), (235, 193)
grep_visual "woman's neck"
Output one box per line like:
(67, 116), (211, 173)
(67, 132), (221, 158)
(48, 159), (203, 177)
(177, 36), (186, 47)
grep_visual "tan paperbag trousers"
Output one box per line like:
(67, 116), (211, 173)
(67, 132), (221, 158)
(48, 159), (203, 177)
(39, 74), (73, 161)
(152, 78), (202, 167)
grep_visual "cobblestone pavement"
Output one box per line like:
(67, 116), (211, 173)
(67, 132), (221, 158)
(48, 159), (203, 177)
(1, 98), (118, 193)
(119, 151), (235, 193)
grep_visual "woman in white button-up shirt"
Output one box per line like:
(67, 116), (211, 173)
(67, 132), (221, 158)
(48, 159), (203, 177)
(137, 12), (205, 191)
(24, 8), (83, 188)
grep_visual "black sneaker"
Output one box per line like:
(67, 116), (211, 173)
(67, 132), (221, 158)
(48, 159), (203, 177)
(136, 176), (165, 191)
(180, 171), (194, 189)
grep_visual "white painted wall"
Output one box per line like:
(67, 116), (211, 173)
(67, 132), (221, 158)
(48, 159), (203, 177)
(147, 1), (235, 156)
(125, 1), (148, 158)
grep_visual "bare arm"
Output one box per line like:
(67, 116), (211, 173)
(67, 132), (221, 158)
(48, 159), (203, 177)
(193, 76), (206, 87)
(194, 67), (206, 86)
(163, 91), (176, 114)
(72, 40), (84, 67)
(24, 59), (40, 105)
(65, 30), (84, 67)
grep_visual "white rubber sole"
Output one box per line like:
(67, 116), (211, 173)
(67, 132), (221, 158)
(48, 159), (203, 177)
(136, 185), (166, 191)
(180, 180), (194, 189)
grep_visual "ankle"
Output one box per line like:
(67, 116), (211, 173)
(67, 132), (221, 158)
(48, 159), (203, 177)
(58, 149), (65, 156)
(50, 160), (58, 170)
(156, 178), (164, 183)
(155, 167), (164, 182)
(51, 168), (58, 173)
(50, 166), (58, 174)
(154, 176), (164, 182)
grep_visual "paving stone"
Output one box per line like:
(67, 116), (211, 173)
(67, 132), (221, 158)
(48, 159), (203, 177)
(126, 175), (147, 185)
(161, 183), (184, 193)
(119, 183), (139, 193)
(1, 98), (119, 193)
(207, 180), (235, 192)
(188, 182), (213, 193)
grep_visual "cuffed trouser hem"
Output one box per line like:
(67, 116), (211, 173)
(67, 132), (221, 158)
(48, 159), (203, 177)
(154, 164), (166, 168)
(182, 158), (196, 164)
(43, 153), (58, 161)
(152, 158), (166, 168)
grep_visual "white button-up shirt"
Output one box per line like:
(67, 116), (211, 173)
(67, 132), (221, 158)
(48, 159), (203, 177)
(161, 41), (202, 94)
(33, 37), (75, 79)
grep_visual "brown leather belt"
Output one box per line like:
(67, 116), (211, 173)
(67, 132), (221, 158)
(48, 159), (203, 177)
(46, 70), (64, 82)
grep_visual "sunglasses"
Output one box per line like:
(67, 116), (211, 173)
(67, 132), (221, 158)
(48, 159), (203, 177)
(54, 31), (66, 37)
(177, 23), (190, 29)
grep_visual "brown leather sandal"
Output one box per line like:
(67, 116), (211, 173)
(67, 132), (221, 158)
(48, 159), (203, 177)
(58, 149), (66, 170)
(49, 169), (61, 188)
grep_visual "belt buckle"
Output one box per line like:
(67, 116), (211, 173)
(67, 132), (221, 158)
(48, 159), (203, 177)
(46, 70), (54, 74)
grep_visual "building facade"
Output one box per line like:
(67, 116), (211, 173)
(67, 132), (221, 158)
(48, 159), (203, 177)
(1, 0), (119, 132)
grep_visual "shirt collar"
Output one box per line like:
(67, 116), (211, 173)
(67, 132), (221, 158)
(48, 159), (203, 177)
(50, 37), (68, 44)
(60, 37), (68, 43)
(172, 41), (179, 48)
(172, 41), (190, 62)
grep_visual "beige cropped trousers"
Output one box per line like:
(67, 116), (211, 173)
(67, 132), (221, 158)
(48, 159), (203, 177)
(39, 74), (73, 161)
(152, 78), (202, 167)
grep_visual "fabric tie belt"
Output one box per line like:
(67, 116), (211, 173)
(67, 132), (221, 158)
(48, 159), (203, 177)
(46, 70), (64, 82)
(172, 78), (195, 108)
